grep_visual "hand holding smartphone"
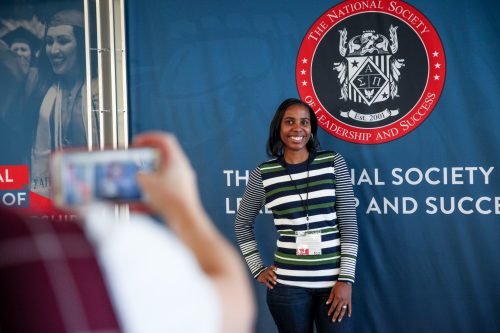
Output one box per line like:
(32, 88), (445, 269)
(50, 148), (160, 207)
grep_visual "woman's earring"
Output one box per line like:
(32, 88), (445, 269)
(310, 133), (314, 141)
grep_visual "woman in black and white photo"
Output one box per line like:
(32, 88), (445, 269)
(28, 8), (99, 197)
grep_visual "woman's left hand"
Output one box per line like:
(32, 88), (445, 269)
(326, 281), (352, 322)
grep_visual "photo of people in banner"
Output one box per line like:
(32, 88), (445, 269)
(0, 0), (99, 198)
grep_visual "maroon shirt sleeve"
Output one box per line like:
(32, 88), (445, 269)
(0, 208), (121, 333)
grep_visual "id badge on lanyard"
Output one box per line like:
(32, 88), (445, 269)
(296, 230), (322, 256)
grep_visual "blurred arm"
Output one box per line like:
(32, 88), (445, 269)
(134, 132), (254, 333)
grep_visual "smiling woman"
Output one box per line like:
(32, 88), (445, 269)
(46, 24), (79, 76)
(27, 9), (100, 198)
(235, 98), (359, 333)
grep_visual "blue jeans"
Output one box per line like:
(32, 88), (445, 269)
(267, 284), (354, 333)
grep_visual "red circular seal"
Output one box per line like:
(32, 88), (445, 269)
(296, 0), (446, 144)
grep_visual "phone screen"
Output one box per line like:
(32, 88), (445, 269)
(51, 148), (159, 207)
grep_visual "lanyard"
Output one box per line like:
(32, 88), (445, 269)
(285, 161), (310, 229)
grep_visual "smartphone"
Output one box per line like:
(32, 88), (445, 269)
(50, 147), (160, 207)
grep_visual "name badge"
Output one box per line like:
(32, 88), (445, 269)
(296, 230), (322, 256)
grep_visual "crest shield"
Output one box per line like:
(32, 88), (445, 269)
(348, 55), (391, 106)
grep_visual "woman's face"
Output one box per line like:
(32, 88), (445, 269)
(45, 25), (78, 76)
(279, 104), (312, 153)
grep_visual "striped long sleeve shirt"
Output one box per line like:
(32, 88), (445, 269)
(234, 151), (358, 288)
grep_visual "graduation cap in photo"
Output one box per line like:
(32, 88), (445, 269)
(2, 26), (41, 52)
(48, 9), (84, 29)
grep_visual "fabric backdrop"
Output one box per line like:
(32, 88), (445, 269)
(125, 1), (500, 332)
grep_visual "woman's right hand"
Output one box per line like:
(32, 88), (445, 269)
(257, 265), (278, 289)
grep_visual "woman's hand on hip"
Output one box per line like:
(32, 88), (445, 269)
(257, 265), (278, 289)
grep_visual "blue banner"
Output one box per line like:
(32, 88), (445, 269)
(111, 0), (499, 331)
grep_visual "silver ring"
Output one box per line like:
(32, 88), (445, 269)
(342, 305), (347, 309)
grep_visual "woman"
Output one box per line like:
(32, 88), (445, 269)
(29, 9), (99, 197)
(235, 98), (358, 333)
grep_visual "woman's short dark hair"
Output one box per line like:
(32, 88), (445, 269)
(267, 98), (320, 157)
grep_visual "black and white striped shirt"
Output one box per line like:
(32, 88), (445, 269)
(235, 151), (358, 288)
